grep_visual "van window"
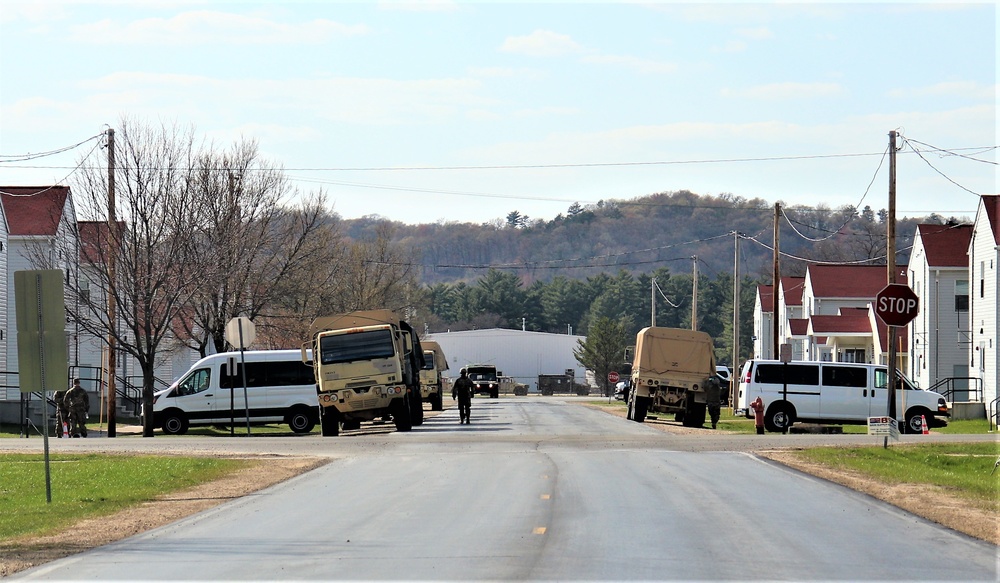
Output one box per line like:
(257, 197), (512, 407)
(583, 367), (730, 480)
(320, 329), (395, 365)
(822, 366), (867, 387)
(874, 369), (917, 390)
(175, 368), (211, 396)
(223, 360), (315, 388)
(754, 364), (818, 385)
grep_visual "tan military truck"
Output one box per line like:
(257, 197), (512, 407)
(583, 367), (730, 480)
(303, 309), (424, 436)
(420, 340), (448, 411)
(627, 327), (716, 427)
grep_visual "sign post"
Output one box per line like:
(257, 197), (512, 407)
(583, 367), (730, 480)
(874, 284), (919, 445)
(224, 317), (256, 436)
(607, 371), (620, 404)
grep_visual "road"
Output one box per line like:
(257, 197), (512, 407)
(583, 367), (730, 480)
(8, 397), (998, 581)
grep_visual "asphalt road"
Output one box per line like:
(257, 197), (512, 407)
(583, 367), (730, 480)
(7, 397), (999, 581)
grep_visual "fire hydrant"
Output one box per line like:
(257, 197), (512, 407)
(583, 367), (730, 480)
(751, 396), (765, 435)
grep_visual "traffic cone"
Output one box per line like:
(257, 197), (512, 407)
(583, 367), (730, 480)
(920, 415), (929, 435)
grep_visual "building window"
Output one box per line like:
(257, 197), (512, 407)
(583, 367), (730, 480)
(955, 279), (969, 312)
(980, 262), (985, 298)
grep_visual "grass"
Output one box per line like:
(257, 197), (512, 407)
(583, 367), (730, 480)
(0, 454), (249, 541)
(789, 443), (1000, 511)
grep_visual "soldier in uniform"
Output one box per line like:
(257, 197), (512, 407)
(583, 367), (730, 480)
(64, 378), (90, 437)
(52, 388), (70, 437)
(705, 375), (722, 430)
(452, 369), (474, 424)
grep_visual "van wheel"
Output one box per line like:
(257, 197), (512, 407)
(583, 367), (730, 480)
(764, 403), (794, 433)
(161, 411), (189, 435)
(288, 406), (316, 434)
(903, 410), (928, 434)
(320, 407), (341, 437)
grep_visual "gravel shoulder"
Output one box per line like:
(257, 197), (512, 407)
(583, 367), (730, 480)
(2, 405), (995, 576)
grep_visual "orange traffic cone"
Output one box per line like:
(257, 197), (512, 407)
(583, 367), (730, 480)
(920, 415), (929, 435)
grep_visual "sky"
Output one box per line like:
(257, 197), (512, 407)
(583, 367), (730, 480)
(1, 1), (996, 225)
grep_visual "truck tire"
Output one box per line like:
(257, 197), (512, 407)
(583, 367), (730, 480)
(629, 395), (649, 423)
(491, 388), (499, 399)
(410, 390), (424, 426)
(287, 406), (317, 434)
(320, 406), (340, 437)
(764, 403), (794, 433)
(392, 396), (413, 432)
(682, 400), (706, 428)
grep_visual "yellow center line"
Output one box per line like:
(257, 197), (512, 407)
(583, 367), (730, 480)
(533, 527), (547, 535)
(540, 494), (550, 500)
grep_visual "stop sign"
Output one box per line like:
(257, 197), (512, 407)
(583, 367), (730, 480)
(874, 284), (919, 327)
(608, 371), (620, 383)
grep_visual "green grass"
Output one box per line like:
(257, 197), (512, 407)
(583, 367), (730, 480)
(0, 454), (249, 541)
(790, 443), (1000, 511)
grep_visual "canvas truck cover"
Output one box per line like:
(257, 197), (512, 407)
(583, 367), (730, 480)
(421, 340), (449, 371)
(632, 327), (715, 378)
(308, 309), (401, 339)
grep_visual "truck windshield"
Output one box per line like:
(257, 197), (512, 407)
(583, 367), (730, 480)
(320, 329), (395, 365)
(467, 369), (497, 381)
(422, 352), (435, 370)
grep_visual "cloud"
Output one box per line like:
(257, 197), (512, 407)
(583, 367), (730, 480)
(722, 82), (844, 100)
(376, 0), (459, 12)
(70, 10), (369, 45)
(500, 30), (583, 57)
(737, 27), (773, 41)
(581, 54), (677, 74)
(888, 81), (996, 101)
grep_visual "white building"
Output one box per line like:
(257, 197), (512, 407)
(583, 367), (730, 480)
(908, 223), (973, 396)
(968, 195), (999, 407)
(426, 328), (587, 391)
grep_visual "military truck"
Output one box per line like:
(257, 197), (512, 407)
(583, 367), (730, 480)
(461, 364), (500, 398)
(420, 340), (448, 411)
(627, 327), (716, 427)
(303, 310), (425, 436)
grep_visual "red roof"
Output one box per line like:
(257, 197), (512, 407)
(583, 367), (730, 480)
(788, 318), (809, 336)
(807, 264), (907, 299)
(917, 224), (972, 267)
(780, 276), (805, 306)
(757, 284), (773, 313)
(809, 308), (872, 334)
(0, 186), (70, 236)
(78, 221), (123, 265)
(982, 195), (1000, 246)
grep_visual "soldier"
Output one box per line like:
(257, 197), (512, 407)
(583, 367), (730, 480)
(452, 369), (474, 424)
(64, 378), (90, 438)
(705, 375), (722, 430)
(52, 388), (70, 437)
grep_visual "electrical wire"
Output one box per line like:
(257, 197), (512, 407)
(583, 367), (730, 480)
(0, 139), (104, 197)
(0, 133), (105, 163)
(901, 137), (988, 197)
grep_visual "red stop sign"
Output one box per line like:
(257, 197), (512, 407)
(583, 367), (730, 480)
(874, 284), (919, 327)
(608, 371), (620, 383)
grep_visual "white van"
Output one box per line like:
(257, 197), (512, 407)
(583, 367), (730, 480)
(149, 350), (319, 435)
(736, 360), (948, 434)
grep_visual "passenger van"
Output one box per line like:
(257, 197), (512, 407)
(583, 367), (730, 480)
(149, 350), (319, 435)
(736, 360), (948, 434)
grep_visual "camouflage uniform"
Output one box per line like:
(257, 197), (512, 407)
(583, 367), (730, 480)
(705, 376), (722, 430)
(452, 372), (474, 424)
(53, 389), (70, 437)
(64, 380), (90, 437)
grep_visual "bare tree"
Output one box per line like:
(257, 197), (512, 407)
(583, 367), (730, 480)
(68, 118), (204, 437)
(336, 222), (419, 314)
(173, 140), (340, 355)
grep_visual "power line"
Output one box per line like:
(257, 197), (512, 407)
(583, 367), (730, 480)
(0, 133), (105, 163)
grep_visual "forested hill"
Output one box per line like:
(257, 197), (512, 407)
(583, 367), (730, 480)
(343, 190), (965, 286)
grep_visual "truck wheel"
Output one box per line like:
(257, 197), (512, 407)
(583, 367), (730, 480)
(161, 410), (189, 435)
(491, 388), (499, 399)
(287, 406), (316, 434)
(431, 390), (443, 411)
(320, 406), (340, 437)
(410, 391), (424, 426)
(682, 401), (706, 428)
(393, 397), (413, 432)
(633, 396), (649, 423)
(764, 403), (794, 433)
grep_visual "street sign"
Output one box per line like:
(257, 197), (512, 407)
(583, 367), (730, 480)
(874, 284), (919, 327)
(607, 371), (620, 383)
(868, 416), (899, 440)
(224, 316), (256, 349)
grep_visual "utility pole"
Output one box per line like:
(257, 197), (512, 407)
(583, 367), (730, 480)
(886, 130), (898, 444)
(691, 256), (698, 331)
(732, 231), (741, 408)
(651, 277), (656, 327)
(106, 128), (117, 438)
(772, 203), (781, 360)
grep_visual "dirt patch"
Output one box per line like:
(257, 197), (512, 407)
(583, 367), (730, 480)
(586, 402), (999, 546)
(0, 455), (328, 577)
